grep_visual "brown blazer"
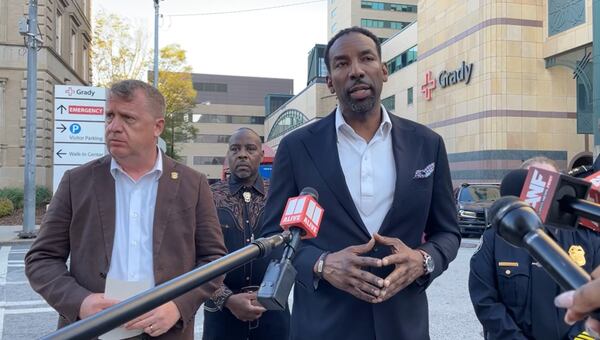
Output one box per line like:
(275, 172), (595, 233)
(25, 154), (227, 339)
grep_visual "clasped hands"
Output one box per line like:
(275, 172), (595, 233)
(318, 233), (426, 303)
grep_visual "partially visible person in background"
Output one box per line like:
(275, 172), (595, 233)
(469, 156), (600, 339)
(203, 128), (290, 340)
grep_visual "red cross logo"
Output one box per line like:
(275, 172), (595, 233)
(421, 71), (436, 101)
(65, 87), (75, 96)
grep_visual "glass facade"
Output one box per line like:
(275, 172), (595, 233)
(268, 109), (308, 141)
(361, 1), (417, 13)
(361, 19), (410, 30)
(266, 94), (294, 116)
(191, 113), (264, 124)
(307, 44), (328, 86)
(548, 0), (585, 36)
(386, 45), (417, 75)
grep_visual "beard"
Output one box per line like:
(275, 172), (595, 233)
(339, 91), (376, 115)
(339, 79), (378, 115)
(350, 96), (376, 113)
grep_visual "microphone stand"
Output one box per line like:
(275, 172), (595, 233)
(41, 232), (291, 340)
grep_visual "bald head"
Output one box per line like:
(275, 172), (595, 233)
(229, 128), (262, 146)
(227, 128), (263, 185)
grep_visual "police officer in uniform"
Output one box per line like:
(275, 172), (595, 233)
(469, 157), (600, 340)
(202, 128), (290, 340)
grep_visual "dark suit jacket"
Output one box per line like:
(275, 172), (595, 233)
(261, 111), (460, 340)
(25, 154), (227, 339)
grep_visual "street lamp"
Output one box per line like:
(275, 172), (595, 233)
(153, 0), (161, 87)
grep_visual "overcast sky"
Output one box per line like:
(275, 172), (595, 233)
(93, 0), (328, 94)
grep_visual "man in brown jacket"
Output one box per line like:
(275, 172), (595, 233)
(25, 79), (227, 339)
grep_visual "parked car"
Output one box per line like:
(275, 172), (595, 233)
(454, 183), (501, 237)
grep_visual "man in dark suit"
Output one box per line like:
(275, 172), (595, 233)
(261, 27), (460, 340)
(25, 80), (227, 339)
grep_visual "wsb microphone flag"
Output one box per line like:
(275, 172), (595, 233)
(518, 167), (590, 228)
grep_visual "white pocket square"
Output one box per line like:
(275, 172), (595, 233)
(414, 162), (435, 179)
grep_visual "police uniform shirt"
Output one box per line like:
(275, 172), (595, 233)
(469, 226), (600, 340)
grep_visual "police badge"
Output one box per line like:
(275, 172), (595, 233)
(568, 245), (586, 267)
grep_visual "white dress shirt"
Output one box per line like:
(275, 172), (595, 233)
(107, 149), (163, 285)
(335, 105), (396, 235)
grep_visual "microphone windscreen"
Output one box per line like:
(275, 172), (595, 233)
(500, 169), (528, 197)
(300, 187), (319, 201)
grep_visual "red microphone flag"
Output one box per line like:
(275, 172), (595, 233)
(279, 194), (323, 239)
(579, 171), (600, 232)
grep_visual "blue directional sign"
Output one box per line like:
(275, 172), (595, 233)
(69, 123), (81, 134)
(54, 85), (107, 193)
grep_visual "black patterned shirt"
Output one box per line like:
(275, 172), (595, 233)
(207, 175), (270, 310)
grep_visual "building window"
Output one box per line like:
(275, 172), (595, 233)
(193, 82), (228, 92)
(331, 23), (337, 34)
(407, 87), (413, 105)
(193, 156), (225, 165)
(360, 18), (410, 30)
(0, 79), (6, 146)
(331, 8), (336, 18)
(268, 109), (308, 141)
(382, 95), (395, 111)
(56, 10), (63, 55)
(82, 43), (89, 81)
(193, 134), (264, 143)
(70, 29), (76, 67)
(191, 113), (265, 125)
(195, 134), (231, 143)
(361, 1), (417, 13)
(386, 45), (417, 75)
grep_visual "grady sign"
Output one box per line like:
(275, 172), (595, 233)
(421, 61), (474, 101)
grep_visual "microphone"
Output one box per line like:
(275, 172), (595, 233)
(500, 167), (595, 228)
(578, 171), (600, 232)
(490, 196), (591, 289)
(568, 165), (593, 178)
(489, 196), (600, 319)
(257, 187), (323, 310)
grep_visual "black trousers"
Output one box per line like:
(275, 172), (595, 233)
(202, 306), (290, 340)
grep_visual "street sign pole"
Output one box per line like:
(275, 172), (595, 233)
(20, 0), (40, 238)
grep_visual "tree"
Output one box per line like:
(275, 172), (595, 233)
(92, 13), (197, 160)
(156, 44), (198, 160)
(92, 11), (151, 87)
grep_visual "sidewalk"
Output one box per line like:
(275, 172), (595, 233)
(0, 225), (40, 245)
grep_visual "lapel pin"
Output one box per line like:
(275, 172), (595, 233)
(171, 172), (179, 180)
